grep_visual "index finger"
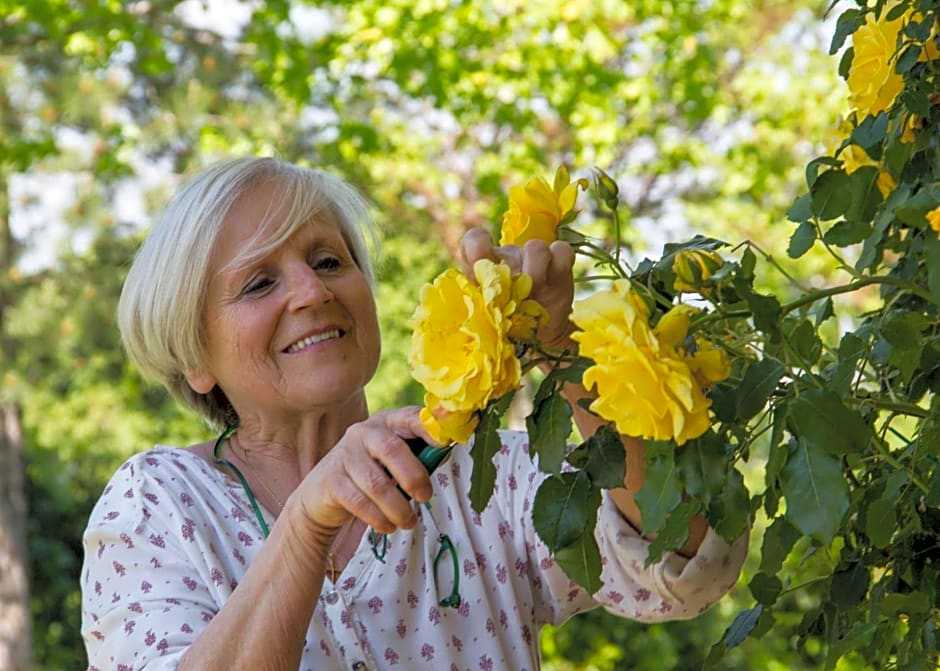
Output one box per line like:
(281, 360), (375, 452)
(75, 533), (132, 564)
(459, 228), (498, 276)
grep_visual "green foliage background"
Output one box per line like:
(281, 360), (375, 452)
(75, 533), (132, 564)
(2, 0), (923, 669)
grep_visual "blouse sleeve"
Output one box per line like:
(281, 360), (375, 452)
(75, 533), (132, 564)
(496, 432), (748, 626)
(81, 455), (223, 671)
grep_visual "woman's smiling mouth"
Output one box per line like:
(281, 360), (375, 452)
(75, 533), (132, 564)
(284, 328), (343, 353)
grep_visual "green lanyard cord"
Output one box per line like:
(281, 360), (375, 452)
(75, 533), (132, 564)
(211, 425), (461, 607)
(212, 425), (272, 538)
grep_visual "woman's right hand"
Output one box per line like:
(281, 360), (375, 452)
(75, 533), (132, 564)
(290, 406), (438, 538)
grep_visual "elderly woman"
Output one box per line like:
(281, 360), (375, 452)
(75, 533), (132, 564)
(81, 157), (747, 670)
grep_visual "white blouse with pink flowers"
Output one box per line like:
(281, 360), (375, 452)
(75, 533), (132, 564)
(81, 430), (748, 671)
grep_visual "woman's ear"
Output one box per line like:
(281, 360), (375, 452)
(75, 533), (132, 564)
(184, 369), (218, 395)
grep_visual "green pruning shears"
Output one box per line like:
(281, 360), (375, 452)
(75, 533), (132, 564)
(400, 437), (453, 499)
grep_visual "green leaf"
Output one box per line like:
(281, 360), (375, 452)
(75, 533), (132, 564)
(895, 44), (921, 74)
(810, 297), (835, 328)
(676, 430), (727, 506)
(864, 497), (896, 549)
(787, 193), (813, 224)
(830, 561), (871, 610)
(789, 389), (871, 456)
(880, 311), (928, 351)
(707, 465), (750, 542)
(829, 9), (861, 54)
(825, 623), (877, 671)
(781, 438), (849, 544)
(850, 113), (888, 149)
(635, 450), (683, 534)
(788, 220), (817, 258)
(724, 605), (764, 648)
(469, 404), (505, 513)
(786, 318), (822, 366)
(553, 529), (603, 595)
(526, 393), (573, 475)
(747, 292), (783, 341)
(760, 516), (801, 575)
(823, 219), (871, 247)
(845, 166), (882, 223)
(739, 247), (757, 280)
(926, 235), (940, 304)
(838, 45), (854, 78)
(735, 358), (785, 422)
(749, 572), (783, 606)
(831, 332), (867, 396)
(646, 500), (698, 567)
(532, 471), (600, 550)
(879, 591), (930, 616)
(566, 425), (626, 490)
(927, 473), (940, 508)
(810, 169), (852, 220)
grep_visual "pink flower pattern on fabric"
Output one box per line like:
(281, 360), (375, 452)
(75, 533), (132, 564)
(81, 432), (747, 670)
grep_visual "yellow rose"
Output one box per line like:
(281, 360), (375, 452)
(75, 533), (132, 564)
(420, 401), (478, 445)
(840, 144), (897, 197)
(927, 206), (940, 233)
(409, 259), (544, 443)
(672, 250), (724, 294)
(848, 4), (939, 118)
(687, 338), (731, 386)
(499, 166), (588, 245)
(571, 282), (712, 445)
(848, 8), (905, 116)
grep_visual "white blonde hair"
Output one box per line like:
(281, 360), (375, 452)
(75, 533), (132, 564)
(118, 157), (377, 428)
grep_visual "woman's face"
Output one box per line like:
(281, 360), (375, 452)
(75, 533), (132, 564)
(186, 181), (381, 421)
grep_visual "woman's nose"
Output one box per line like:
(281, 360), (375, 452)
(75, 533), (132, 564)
(286, 263), (333, 310)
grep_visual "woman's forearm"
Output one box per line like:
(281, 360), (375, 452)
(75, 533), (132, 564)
(559, 377), (709, 558)
(177, 499), (332, 670)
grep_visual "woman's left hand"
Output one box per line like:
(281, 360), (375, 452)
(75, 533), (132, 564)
(459, 228), (576, 351)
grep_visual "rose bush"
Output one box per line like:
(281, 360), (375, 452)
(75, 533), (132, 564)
(411, 1), (939, 667)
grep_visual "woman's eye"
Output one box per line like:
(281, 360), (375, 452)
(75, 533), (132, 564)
(314, 256), (342, 272)
(243, 277), (273, 295)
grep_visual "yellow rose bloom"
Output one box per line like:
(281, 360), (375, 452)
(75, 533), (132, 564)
(499, 166), (587, 246)
(687, 338), (731, 386)
(847, 9), (906, 116)
(571, 282), (713, 445)
(927, 206), (940, 233)
(848, 4), (939, 118)
(419, 401), (478, 445)
(840, 144), (897, 197)
(409, 259), (544, 444)
(672, 250), (724, 294)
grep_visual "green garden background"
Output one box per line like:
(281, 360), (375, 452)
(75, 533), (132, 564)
(1, 1), (935, 669)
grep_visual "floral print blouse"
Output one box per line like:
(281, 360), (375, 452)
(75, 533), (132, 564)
(81, 430), (748, 670)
